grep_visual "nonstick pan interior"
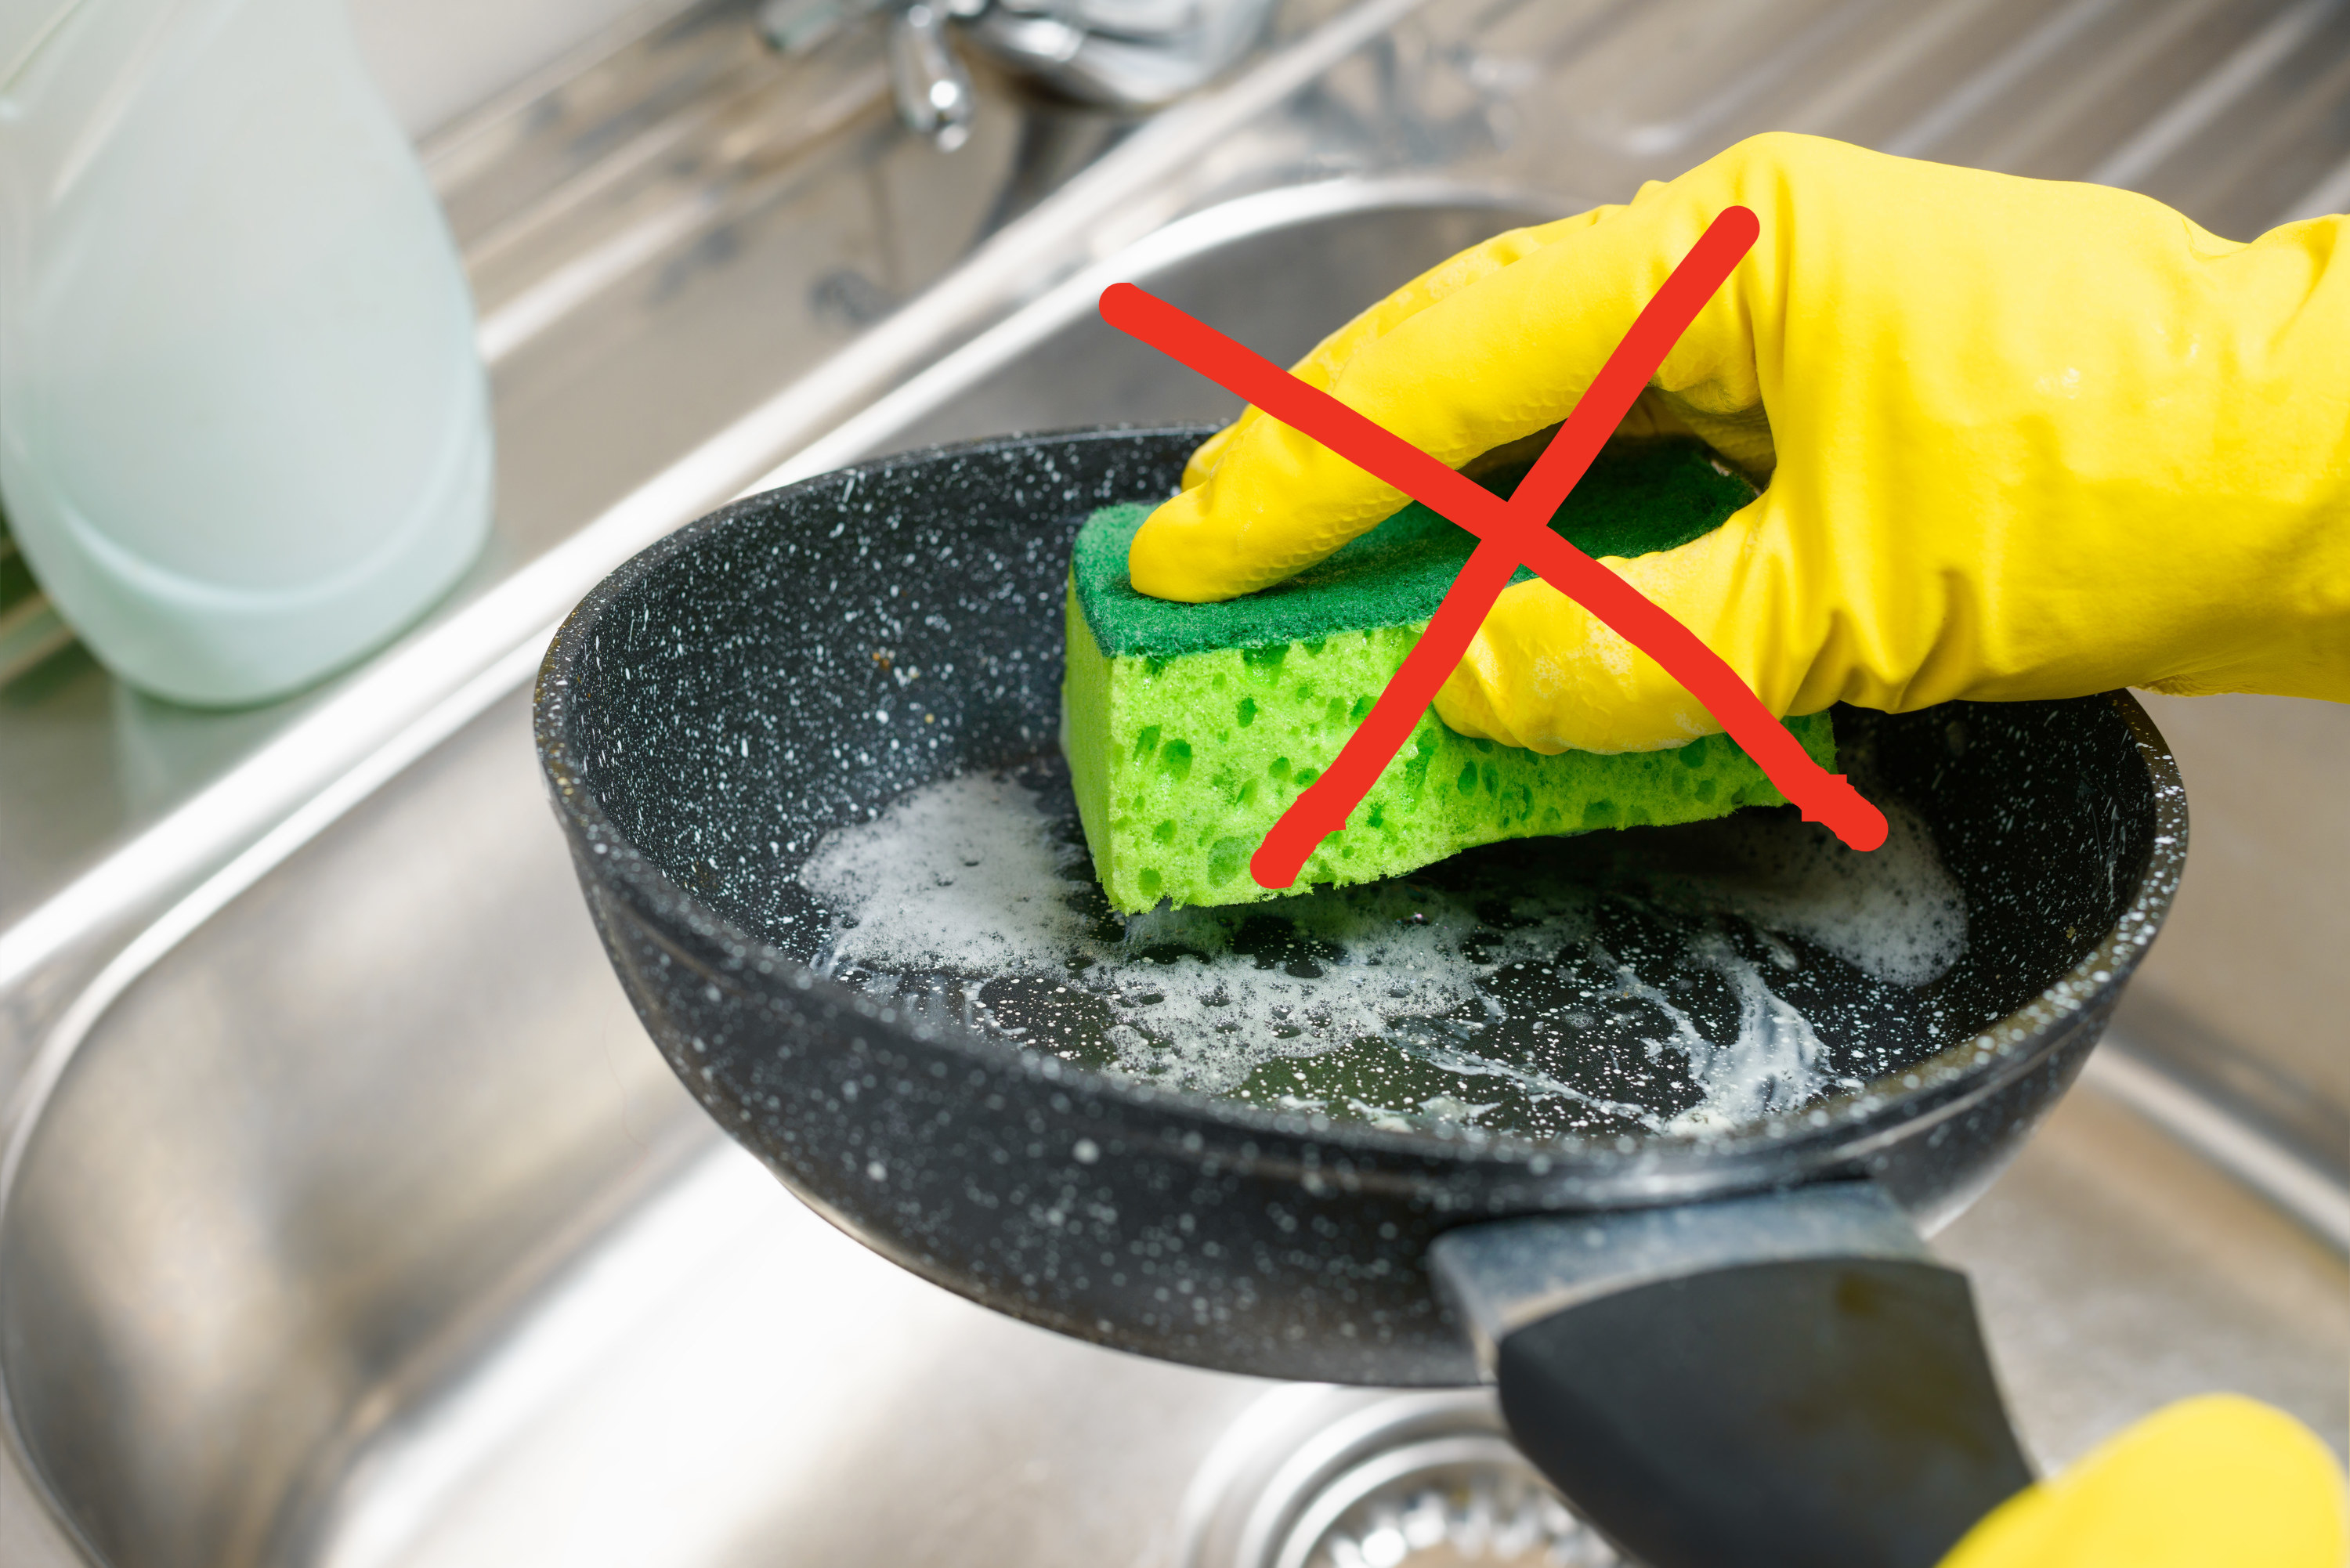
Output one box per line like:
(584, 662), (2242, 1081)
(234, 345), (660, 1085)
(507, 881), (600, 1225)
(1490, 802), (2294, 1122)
(538, 427), (2184, 1383)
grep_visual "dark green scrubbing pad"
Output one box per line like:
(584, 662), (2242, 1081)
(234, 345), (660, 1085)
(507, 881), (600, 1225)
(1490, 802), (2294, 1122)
(1062, 439), (1835, 913)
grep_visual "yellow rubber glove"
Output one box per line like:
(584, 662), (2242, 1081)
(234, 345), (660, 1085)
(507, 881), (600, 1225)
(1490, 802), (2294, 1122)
(1939, 1395), (2347, 1568)
(1128, 133), (2350, 755)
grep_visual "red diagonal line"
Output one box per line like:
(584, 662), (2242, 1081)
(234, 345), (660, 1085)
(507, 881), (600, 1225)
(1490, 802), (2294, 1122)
(1096, 208), (1885, 886)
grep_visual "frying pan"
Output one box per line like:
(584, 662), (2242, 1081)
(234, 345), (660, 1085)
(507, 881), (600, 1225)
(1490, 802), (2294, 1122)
(535, 426), (2186, 1568)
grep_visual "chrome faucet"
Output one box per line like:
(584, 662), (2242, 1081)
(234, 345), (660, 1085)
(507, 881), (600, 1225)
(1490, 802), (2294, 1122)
(890, 1), (982, 150)
(761, 0), (1277, 148)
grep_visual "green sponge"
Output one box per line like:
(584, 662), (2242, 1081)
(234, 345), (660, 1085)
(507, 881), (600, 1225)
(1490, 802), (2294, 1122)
(1062, 439), (1835, 913)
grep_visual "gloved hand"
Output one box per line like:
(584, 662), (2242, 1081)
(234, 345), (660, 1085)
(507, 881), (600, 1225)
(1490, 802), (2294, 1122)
(1938, 1395), (2345, 1568)
(1127, 132), (2350, 754)
(1126, 134), (2350, 1566)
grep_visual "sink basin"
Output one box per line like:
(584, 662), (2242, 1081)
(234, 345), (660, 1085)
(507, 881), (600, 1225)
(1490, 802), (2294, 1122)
(2, 176), (2342, 1568)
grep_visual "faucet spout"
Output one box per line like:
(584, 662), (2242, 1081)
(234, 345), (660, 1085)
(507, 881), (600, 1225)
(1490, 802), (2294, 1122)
(761, 0), (1274, 140)
(890, 2), (978, 150)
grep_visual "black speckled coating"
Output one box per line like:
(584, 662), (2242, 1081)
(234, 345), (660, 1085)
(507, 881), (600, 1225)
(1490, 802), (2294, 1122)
(535, 428), (2187, 1386)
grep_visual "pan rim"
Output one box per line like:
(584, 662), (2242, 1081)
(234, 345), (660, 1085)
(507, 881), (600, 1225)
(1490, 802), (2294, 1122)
(534, 426), (2189, 1191)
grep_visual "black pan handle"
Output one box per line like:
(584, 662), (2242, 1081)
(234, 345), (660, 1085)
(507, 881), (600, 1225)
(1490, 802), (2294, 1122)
(1430, 1183), (2033, 1568)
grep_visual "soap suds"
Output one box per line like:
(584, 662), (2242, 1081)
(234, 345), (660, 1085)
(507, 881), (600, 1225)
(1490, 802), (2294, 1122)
(801, 764), (1965, 1140)
(1660, 805), (1964, 988)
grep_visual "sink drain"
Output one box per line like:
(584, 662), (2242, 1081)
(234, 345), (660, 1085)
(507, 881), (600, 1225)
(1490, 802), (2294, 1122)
(1275, 1429), (1611, 1568)
(1177, 1389), (1622, 1568)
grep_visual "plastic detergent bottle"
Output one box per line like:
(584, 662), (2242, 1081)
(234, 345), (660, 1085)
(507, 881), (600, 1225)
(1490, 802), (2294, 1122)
(0, 0), (492, 706)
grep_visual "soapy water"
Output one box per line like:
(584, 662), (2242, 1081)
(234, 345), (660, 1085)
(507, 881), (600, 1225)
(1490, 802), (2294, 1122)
(797, 757), (1966, 1140)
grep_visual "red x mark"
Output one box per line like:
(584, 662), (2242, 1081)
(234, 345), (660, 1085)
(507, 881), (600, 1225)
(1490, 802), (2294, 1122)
(1097, 205), (1886, 890)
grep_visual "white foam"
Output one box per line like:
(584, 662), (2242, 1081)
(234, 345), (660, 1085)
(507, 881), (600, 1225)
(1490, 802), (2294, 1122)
(1667, 802), (1965, 988)
(805, 789), (1520, 1095)
(801, 771), (1089, 971)
(1656, 934), (1844, 1132)
(799, 771), (1965, 1136)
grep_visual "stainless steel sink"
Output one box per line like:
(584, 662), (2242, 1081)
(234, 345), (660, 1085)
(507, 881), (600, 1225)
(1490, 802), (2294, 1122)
(4, 2), (2347, 1566)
